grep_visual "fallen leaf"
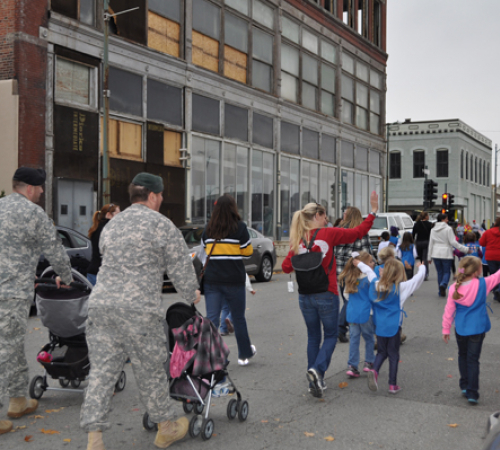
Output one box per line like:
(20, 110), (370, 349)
(45, 408), (64, 413)
(447, 375), (453, 378)
(304, 432), (315, 437)
(447, 424), (458, 428)
(33, 327), (40, 330)
(16, 425), (27, 430)
(25, 435), (33, 442)
(448, 358), (454, 361)
(261, 420), (269, 423)
(338, 382), (348, 389)
(131, 408), (140, 412)
(324, 436), (335, 441)
(40, 429), (60, 435)
(33, 416), (44, 419)
(288, 353), (292, 356)
(63, 439), (71, 442)
(275, 418), (280, 422)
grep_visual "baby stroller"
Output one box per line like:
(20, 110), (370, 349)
(142, 302), (249, 441)
(29, 267), (126, 399)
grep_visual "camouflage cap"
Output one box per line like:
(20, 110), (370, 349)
(131, 172), (164, 193)
(13, 167), (46, 186)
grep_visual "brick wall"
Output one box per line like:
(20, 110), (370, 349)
(0, 0), (16, 80)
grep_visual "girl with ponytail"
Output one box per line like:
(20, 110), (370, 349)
(442, 256), (500, 404)
(86, 203), (120, 285)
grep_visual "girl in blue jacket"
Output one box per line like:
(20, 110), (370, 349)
(354, 258), (426, 394)
(338, 251), (376, 378)
(396, 232), (418, 280)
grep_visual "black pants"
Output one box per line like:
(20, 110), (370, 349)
(416, 241), (429, 279)
(483, 265), (490, 278)
(405, 267), (414, 280)
(338, 284), (349, 335)
(374, 327), (401, 386)
(456, 331), (485, 401)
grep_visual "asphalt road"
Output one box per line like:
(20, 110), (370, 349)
(3, 264), (500, 450)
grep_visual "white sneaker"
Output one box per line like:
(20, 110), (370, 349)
(238, 345), (256, 366)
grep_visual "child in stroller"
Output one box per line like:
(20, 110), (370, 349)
(143, 302), (249, 441)
(29, 267), (126, 399)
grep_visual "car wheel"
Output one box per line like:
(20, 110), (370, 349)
(255, 255), (273, 282)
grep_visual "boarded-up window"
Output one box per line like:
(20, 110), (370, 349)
(224, 46), (247, 83)
(101, 118), (143, 161)
(164, 130), (182, 167)
(148, 12), (180, 57)
(192, 31), (219, 72)
(224, 13), (248, 83)
(55, 58), (91, 106)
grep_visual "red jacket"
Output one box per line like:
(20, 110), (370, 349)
(282, 214), (375, 295)
(479, 227), (500, 261)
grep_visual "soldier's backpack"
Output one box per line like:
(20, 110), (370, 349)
(291, 229), (334, 295)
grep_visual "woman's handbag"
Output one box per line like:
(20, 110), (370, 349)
(198, 241), (217, 295)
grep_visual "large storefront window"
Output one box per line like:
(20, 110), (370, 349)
(341, 170), (354, 211)
(252, 150), (274, 236)
(301, 161), (318, 206)
(224, 144), (249, 221)
(281, 156), (299, 239)
(319, 165), (336, 220)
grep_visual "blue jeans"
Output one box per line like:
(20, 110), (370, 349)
(298, 291), (339, 377)
(204, 283), (253, 359)
(219, 302), (232, 333)
(86, 273), (97, 286)
(348, 316), (375, 369)
(433, 258), (452, 288)
(487, 261), (500, 294)
(456, 331), (485, 401)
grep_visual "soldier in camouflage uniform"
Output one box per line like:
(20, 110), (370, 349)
(0, 168), (72, 436)
(80, 173), (200, 450)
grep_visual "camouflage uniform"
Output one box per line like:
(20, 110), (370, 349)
(0, 193), (72, 407)
(80, 204), (198, 432)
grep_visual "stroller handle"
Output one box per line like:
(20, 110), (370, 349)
(36, 278), (91, 293)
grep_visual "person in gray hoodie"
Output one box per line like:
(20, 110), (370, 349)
(428, 214), (471, 297)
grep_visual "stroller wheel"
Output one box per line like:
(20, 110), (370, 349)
(201, 418), (214, 441)
(227, 399), (238, 420)
(194, 403), (204, 415)
(29, 376), (46, 399)
(182, 400), (194, 414)
(115, 371), (126, 392)
(189, 415), (202, 438)
(71, 380), (81, 388)
(59, 379), (70, 388)
(142, 412), (158, 432)
(237, 400), (249, 422)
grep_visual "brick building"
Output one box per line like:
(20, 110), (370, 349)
(0, 0), (388, 239)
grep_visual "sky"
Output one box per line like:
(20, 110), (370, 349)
(386, 0), (500, 178)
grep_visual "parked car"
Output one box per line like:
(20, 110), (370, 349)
(363, 212), (415, 255)
(163, 225), (277, 291)
(482, 411), (500, 450)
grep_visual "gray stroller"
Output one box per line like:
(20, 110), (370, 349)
(29, 267), (126, 399)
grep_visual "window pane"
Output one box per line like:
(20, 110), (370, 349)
(321, 91), (334, 116)
(253, 28), (272, 64)
(355, 173), (364, 210)
(252, 149), (264, 231)
(321, 134), (336, 163)
(225, 0), (249, 15)
(224, 143), (237, 196)
(224, 45), (247, 83)
(370, 113), (379, 134)
(369, 150), (380, 174)
(225, 13), (248, 52)
(370, 89), (380, 113)
(192, 94), (220, 135)
(80, 0), (95, 25)
(341, 141), (354, 168)
(302, 54), (318, 85)
(342, 100), (353, 124)
(109, 67), (142, 116)
(356, 82), (368, 108)
(150, 0), (180, 21)
(302, 29), (318, 54)
(303, 128), (319, 159)
(356, 61), (369, 82)
(282, 16), (299, 43)
(225, 104), (248, 141)
(390, 152), (401, 178)
(342, 170), (354, 209)
(321, 63), (335, 93)
(321, 40), (335, 64)
(320, 165), (336, 218)
(302, 83), (317, 110)
(148, 12), (181, 57)
(237, 145), (249, 220)
(370, 69), (381, 88)
(253, 0), (273, 29)
(343, 53), (354, 74)
(253, 112), (273, 148)
(147, 79), (182, 126)
(252, 60), (272, 92)
(281, 121), (299, 154)
(356, 106), (368, 130)
(356, 146), (368, 171)
(341, 74), (353, 101)
(55, 58), (90, 105)
(281, 72), (298, 102)
(192, 30), (219, 72)
(193, 0), (220, 40)
(281, 44), (299, 76)
(191, 137), (206, 223)
(206, 141), (220, 217)
(301, 161), (310, 207)
(263, 152), (274, 236)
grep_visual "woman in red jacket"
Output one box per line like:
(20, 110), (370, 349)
(479, 217), (500, 301)
(282, 191), (378, 398)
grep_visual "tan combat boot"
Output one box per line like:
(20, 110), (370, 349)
(7, 397), (38, 419)
(154, 417), (189, 448)
(87, 431), (105, 450)
(0, 420), (13, 435)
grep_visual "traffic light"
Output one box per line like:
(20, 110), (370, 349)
(448, 193), (455, 209)
(441, 208), (447, 214)
(423, 179), (438, 207)
(442, 193), (448, 207)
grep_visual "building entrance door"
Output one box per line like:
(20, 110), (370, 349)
(56, 179), (94, 236)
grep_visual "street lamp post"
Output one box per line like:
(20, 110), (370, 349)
(385, 121), (400, 212)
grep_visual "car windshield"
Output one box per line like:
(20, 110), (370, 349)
(181, 228), (203, 245)
(372, 217), (388, 230)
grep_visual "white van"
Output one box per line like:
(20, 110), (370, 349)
(364, 213), (414, 254)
